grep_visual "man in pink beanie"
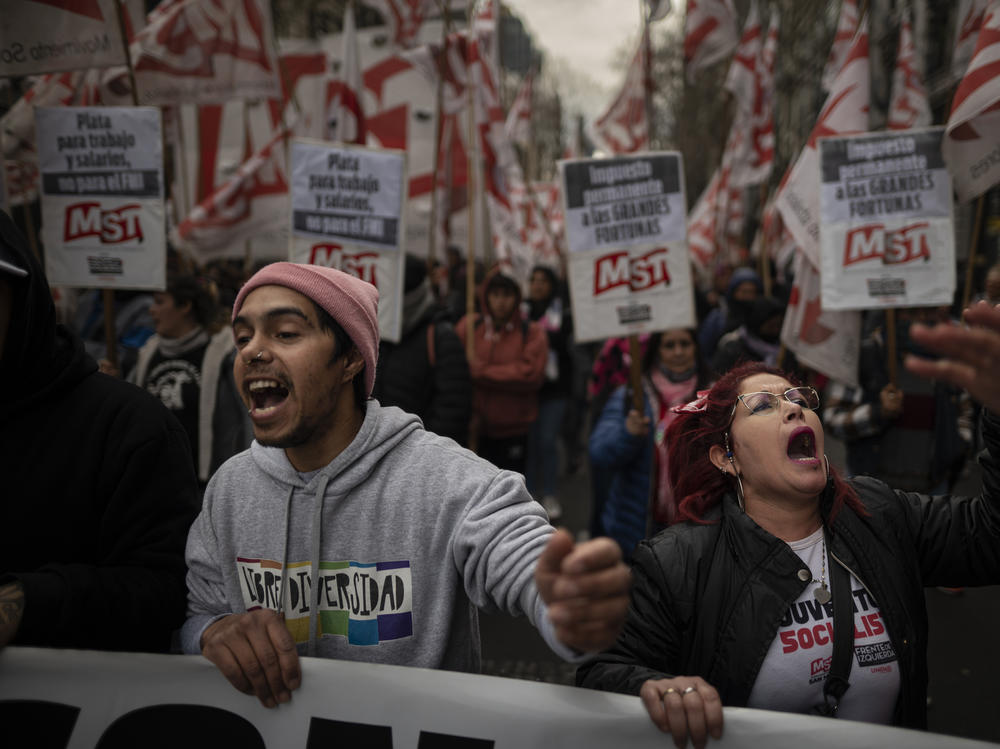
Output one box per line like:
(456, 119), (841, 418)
(182, 262), (631, 710)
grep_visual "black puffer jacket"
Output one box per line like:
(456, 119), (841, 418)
(578, 412), (1000, 729)
(373, 307), (472, 446)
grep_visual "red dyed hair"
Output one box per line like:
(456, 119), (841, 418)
(665, 361), (865, 524)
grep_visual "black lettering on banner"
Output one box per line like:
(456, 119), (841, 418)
(417, 730), (496, 749)
(855, 641), (897, 667)
(95, 705), (264, 749)
(866, 277), (906, 297)
(306, 718), (392, 749)
(0, 700), (79, 749)
(615, 304), (652, 325)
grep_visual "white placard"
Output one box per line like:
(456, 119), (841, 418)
(0, 647), (993, 749)
(559, 153), (694, 342)
(289, 138), (407, 343)
(0, 0), (127, 77)
(818, 128), (955, 310)
(36, 106), (166, 290)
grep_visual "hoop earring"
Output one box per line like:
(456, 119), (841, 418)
(734, 474), (746, 512)
(824, 454), (831, 481)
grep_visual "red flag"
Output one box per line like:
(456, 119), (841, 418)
(684, 0), (738, 83)
(775, 15), (869, 267)
(587, 26), (650, 154)
(327, 2), (366, 144)
(820, 0), (860, 92)
(687, 169), (727, 272)
(887, 10), (932, 131)
(943, 0), (1000, 201)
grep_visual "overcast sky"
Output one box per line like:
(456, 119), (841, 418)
(503, 0), (655, 120)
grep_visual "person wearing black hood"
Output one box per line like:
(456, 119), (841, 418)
(711, 295), (787, 375)
(0, 211), (200, 652)
(697, 266), (762, 361)
(372, 254), (471, 445)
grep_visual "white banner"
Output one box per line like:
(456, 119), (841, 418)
(0, 0), (127, 77)
(0, 647), (994, 749)
(818, 128), (955, 310)
(289, 138), (406, 343)
(36, 106), (165, 290)
(560, 153), (693, 342)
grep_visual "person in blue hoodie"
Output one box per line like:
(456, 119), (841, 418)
(182, 262), (630, 709)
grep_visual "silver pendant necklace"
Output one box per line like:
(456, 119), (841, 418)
(812, 536), (831, 604)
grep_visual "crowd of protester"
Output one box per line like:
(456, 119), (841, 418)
(4, 207), (1000, 746)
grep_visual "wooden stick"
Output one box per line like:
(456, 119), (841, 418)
(962, 194), (986, 310)
(629, 334), (643, 412)
(885, 307), (898, 387)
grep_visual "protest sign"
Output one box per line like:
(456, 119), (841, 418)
(289, 138), (407, 342)
(0, 0), (127, 77)
(36, 106), (165, 290)
(0, 647), (994, 749)
(818, 128), (955, 310)
(559, 153), (694, 342)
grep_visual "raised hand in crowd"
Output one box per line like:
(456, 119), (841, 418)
(879, 383), (903, 420)
(624, 408), (651, 437)
(906, 300), (1000, 414)
(534, 528), (631, 653)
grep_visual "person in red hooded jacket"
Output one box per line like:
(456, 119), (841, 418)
(457, 267), (548, 476)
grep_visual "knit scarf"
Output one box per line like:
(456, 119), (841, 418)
(158, 325), (209, 358)
(648, 367), (698, 525)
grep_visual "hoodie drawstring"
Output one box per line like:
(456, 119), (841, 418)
(306, 474), (330, 657)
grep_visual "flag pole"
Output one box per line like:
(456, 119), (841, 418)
(465, 0), (478, 363)
(758, 184), (772, 297)
(962, 194), (986, 310)
(428, 1), (451, 268)
(105, 0), (147, 374)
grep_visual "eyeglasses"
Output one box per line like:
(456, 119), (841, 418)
(731, 386), (820, 419)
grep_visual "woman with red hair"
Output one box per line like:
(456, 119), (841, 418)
(577, 302), (1000, 747)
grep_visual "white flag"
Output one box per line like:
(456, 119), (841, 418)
(683, 0), (739, 83)
(943, 0), (1000, 202)
(953, 0), (991, 79)
(504, 73), (533, 148)
(588, 28), (650, 154)
(887, 10), (932, 131)
(780, 249), (861, 388)
(327, 3), (366, 144)
(775, 16), (869, 267)
(821, 0), (860, 92)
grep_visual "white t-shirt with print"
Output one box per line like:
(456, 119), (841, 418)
(746, 527), (900, 722)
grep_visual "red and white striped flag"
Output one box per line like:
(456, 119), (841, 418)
(171, 125), (290, 258)
(747, 5), (779, 183)
(887, 10), (932, 131)
(943, 0), (1000, 202)
(780, 249), (861, 388)
(327, 2), (366, 144)
(821, 0), (860, 92)
(723, 0), (761, 111)
(504, 72), (533, 147)
(684, 0), (738, 83)
(775, 15), (869, 267)
(687, 169), (728, 272)
(131, 0), (282, 106)
(587, 26), (650, 154)
(953, 0), (991, 79)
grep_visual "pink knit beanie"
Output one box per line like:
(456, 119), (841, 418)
(233, 262), (379, 397)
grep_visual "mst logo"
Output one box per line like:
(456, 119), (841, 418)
(64, 202), (144, 244)
(843, 222), (931, 268)
(594, 247), (670, 296)
(310, 243), (379, 287)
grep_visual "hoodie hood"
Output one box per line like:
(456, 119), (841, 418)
(0, 211), (95, 415)
(725, 267), (763, 301)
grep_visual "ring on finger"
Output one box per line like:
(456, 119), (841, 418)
(664, 687), (678, 695)
(682, 686), (697, 695)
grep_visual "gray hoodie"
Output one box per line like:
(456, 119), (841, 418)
(182, 401), (555, 671)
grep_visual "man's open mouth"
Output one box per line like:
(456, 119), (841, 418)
(787, 428), (816, 461)
(248, 379), (290, 414)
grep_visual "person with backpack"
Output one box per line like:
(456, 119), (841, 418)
(457, 266), (548, 475)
